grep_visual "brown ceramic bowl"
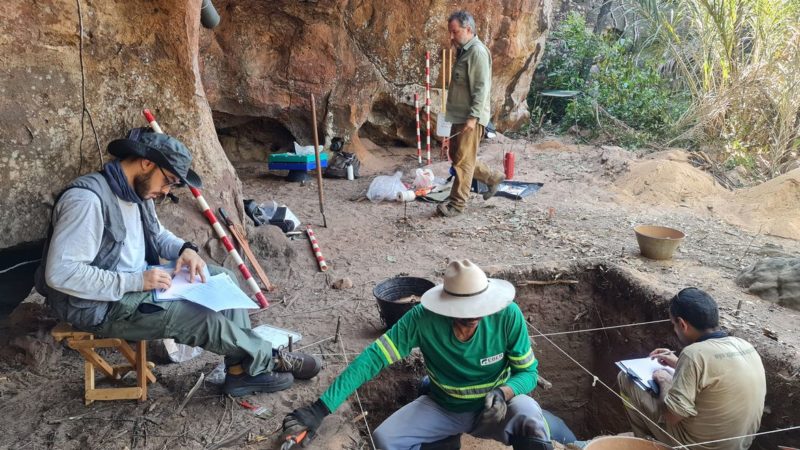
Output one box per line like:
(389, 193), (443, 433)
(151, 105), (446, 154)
(634, 225), (686, 260)
(586, 436), (674, 450)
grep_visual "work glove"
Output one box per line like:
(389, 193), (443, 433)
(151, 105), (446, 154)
(282, 399), (330, 440)
(480, 388), (508, 424)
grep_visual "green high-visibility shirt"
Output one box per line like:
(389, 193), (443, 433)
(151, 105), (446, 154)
(320, 303), (538, 413)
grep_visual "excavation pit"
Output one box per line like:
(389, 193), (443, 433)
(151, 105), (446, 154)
(354, 263), (800, 449)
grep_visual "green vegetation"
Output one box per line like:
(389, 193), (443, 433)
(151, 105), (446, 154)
(531, 1), (800, 180)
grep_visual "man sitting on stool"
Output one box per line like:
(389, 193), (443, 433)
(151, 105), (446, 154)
(35, 128), (321, 397)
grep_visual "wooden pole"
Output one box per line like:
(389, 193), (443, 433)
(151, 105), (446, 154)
(310, 94), (327, 228)
(448, 48), (453, 84)
(441, 48), (446, 111)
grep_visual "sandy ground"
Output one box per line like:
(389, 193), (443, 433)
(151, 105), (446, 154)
(1, 134), (799, 449)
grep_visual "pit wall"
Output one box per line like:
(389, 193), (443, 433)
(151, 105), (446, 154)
(352, 263), (800, 448)
(495, 263), (800, 448)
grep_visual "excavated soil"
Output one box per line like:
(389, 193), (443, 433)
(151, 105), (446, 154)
(1, 135), (799, 449)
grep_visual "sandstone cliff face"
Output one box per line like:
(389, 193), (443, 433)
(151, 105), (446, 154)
(0, 0), (240, 252)
(0, 0), (550, 252)
(200, 0), (551, 146)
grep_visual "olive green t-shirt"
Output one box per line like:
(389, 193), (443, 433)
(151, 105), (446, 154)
(665, 336), (766, 450)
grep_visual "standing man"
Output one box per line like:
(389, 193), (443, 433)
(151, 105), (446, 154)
(438, 10), (505, 217)
(282, 260), (553, 450)
(617, 288), (766, 449)
(35, 127), (320, 397)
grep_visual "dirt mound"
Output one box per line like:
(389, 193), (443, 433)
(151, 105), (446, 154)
(714, 168), (800, 240)
(613, 159), (727, 207)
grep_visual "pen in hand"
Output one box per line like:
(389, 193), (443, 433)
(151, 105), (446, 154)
(650, 348), (678, 369)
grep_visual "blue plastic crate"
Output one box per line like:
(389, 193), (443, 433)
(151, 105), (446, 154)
(268, 152), (328, 171)
(269, 160), (328, 171)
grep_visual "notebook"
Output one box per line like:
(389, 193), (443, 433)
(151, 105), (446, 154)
(616, 357), (675, 394)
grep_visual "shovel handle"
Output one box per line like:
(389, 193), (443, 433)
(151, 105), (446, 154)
(218, 207), (233, 227)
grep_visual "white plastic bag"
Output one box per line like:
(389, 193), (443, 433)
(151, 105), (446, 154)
(435, 112), (452, 137)
(413, 168), (436, 189)
(366, 171), (406, 202)
(293, 141), (323, 156)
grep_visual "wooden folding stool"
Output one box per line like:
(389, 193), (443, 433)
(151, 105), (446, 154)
(51, 323), (156, 405)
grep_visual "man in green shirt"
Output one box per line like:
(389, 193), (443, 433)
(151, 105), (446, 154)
(618, 288), (766, 449)
(281, 260), (552, 450)
(437, 10), (505, 218)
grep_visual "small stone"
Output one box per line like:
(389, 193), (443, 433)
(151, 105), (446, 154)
(332, 278), (353, 290)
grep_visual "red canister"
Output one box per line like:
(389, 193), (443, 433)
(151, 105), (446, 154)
(504, 152), (515, 180)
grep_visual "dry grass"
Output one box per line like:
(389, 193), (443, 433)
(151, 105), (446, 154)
(632, 0), (800, 180)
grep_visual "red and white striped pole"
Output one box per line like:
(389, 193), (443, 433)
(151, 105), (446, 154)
(414, 93), (422, 164)
(305, 225), (328, 272)
(425, 51), (432, 166)
(142, 109), (268, 308)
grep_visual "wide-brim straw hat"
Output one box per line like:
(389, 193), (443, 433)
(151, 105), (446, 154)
(421, 260), (515, 318)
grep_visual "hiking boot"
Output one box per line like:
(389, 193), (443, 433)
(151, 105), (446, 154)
(436, 203), (463, 217)
(273, 350), (322, 380)
(223, 371), (294, 397)
(483, 175), (506, 200)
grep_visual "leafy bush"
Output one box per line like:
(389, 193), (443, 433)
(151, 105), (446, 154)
(532, 12), (689, 144)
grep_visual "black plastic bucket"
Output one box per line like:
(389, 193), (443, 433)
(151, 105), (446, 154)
(373, 277), (435, 329)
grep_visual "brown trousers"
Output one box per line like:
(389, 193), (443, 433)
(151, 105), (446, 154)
(617, 371), (680, 447)
(447, 123), (503, 210)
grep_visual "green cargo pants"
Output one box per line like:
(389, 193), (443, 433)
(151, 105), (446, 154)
(92, 265), (273, 376)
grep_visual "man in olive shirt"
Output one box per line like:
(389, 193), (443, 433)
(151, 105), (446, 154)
(618, 288), (766, 449)
(437, 10), (505, 217)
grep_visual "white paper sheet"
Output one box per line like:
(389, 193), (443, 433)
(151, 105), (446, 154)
(252, 324), (302, 349)
(178, 273), (259, 312)
(616, 356), (675, 392)
(153, 264), (211, 301)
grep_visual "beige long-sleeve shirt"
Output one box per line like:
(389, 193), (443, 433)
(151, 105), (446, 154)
(445, 36), (492, 126)
(664, 336), (766, 450)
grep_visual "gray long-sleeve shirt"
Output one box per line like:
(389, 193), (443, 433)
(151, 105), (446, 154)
(44, 188), (184, 301)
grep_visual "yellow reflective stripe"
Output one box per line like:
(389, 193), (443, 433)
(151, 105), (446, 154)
(509, 349), (535, 369)
(382, 335), (402, 362)
(376, 335), (402, 365)
(429, 368), (511, 399)
(508, 348), (532, 361)
(513, 356), (536, 369)
(375, 340), (395, 365)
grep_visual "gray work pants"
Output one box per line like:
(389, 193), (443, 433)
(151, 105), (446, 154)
(373, 394), (549, 450)
(92, 265), (273, 376)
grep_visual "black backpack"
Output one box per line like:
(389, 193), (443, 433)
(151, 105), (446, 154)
(324, 137), (360, 179)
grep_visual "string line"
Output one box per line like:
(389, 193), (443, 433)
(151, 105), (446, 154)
(339, 336), (376, 450)
(530, 319), (671, 337)
(524, 318), (684, 447)
(679, 425), (800, 448)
